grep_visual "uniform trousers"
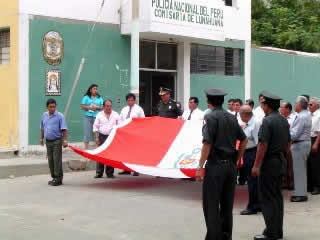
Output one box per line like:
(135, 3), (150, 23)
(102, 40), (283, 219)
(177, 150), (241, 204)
(307, 137), (320, 191)
(46, 138), (63, 182)
(243, 147), (260, 211)
(291, 141), (311, 196)
(203, 160), (237, 240)
(96, 133), (114, 177)
(258, 174), (283, 239)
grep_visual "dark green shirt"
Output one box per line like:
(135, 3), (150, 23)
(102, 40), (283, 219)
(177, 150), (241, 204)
(258, 111), (291, 175)
(156, 99), (182, 119)
(202, 107), (246, 162)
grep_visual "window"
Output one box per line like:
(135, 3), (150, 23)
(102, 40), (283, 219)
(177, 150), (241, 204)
(140, 41), (156, 69)
(191, 44), (243, 76)
(139, 40), (177, 71)
(225, 0), (233, 7)
(0, 29), (10, 65)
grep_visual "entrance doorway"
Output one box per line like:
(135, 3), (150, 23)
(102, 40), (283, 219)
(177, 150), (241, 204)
(139, 71), (176, 116)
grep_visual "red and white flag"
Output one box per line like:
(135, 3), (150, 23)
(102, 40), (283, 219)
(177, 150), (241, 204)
(70, 117), (204, 178)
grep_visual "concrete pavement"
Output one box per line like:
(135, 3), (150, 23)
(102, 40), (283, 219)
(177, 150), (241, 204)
(0, 171), (319, 240)
(0, 151), (95, 179)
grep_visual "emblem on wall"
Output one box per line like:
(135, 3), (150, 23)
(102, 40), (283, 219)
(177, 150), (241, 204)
(46, 70), (61, 96)
(42, 31), (64, 66)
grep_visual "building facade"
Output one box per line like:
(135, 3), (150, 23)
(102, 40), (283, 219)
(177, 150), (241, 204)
(2, 0), (252, 152)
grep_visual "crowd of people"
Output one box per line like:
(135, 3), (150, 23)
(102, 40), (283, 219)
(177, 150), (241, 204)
(39, 83), (320, 240)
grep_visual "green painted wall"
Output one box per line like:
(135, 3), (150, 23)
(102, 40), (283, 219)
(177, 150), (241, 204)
(29, 18), (131, 144)
(191, 74), (245, 110)
(251, 48), (320, 104)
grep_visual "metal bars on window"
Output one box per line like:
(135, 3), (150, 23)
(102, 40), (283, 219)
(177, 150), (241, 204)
(0, 29), (10, 65)
(191, 44), (243, 76)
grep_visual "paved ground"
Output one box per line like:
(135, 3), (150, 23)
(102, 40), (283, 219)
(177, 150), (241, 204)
(0, 171), (319, 240)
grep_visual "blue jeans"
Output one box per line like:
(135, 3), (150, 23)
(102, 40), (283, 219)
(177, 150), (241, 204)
(83, 116), (95, 142)
(244, 147), (260, 211)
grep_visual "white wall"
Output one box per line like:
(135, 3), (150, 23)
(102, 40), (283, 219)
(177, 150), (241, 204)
(19, 0), (121, 24)
(121, 0), (251, 42)
(224, 1), (251, 41)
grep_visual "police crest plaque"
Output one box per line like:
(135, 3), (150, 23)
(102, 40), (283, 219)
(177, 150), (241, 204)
(42, 31), (64, 66)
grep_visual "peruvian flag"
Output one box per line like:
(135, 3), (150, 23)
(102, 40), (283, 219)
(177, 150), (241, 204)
(70, 117), (204, 178)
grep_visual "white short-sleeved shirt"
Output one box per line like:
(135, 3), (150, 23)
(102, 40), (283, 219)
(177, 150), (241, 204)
(182, 108), (204, 120)
(120, 104), (145, 122)
(311, 109), (320, 138)
(93, 110), (120, 135)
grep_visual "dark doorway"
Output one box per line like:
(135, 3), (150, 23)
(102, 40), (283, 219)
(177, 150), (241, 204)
(139, 71), (176, 116)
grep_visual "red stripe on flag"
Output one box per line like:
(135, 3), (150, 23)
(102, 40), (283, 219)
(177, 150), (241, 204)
(95, 117), (184, 167)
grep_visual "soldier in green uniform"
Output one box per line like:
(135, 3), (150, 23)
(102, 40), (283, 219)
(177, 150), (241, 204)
(252, 91), (292, 240)
(196, 88), (248, 240)
(156, 87), (182, 118)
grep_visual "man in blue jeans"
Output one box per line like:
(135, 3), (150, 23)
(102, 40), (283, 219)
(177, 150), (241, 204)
(40, 99), (68, 186)
(239, 105), (261, 215)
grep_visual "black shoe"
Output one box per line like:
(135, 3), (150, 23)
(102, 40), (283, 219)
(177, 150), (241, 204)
(48, 179), (54, 185)
(51, 179), (62, 186)
(240, 209), (258, 215)
(290, 196), (308, 202)
(107, 175), (115, 178)
(132, 172), (139, 176)
(94, 174), (103, 178)
(311, 188), (320, 195)
(118, 171), (130, 175)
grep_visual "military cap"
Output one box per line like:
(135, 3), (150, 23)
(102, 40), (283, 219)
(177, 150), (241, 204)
(159, 87), (172, 96)
(204, 88), (228, 97)
(260, 91), (282, 103)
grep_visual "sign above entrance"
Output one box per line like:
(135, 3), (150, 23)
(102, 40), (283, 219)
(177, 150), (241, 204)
(151, 0), (224, 31)
(137, 0), (225, 41)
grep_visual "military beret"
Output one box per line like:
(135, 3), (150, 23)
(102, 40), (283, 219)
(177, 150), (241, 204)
(204, 88), (228, 97)
(159, 87), (172, 96)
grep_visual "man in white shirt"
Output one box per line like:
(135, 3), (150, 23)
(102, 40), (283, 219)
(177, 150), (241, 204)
(227, 98), (235, 115)
(119, 93), (145, 122)
(182, 97), (204, 121)
(253, 94), (265, 124)
(280, 102), (296, 126)
(233, 98), (242, 120)
(118, 93), (145, 176)
(238, 105), (261, 215)
(307, 97), (320, 195)
(93, 99), (120, 178)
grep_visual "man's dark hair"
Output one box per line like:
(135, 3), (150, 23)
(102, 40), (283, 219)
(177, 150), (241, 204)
(103, 99), (112, 106)
(126, 93), (136, 101)
(233, 98), (243, 105)
(265, 101), (280, 111)
(46, 98), (56, 107)
(246, 99), (254, 108)
(207, 96), (224, 107)
(259, 94), (263, 98)
(284, 102), (292, 111)
(189, 97), (199, 105)
(84, 84), (100, 97)
(228, 99), (234, 103)
(301, 94), (310, 102)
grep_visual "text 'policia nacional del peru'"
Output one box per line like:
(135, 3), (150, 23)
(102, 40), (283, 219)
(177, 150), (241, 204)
(152, 0), (224, 27)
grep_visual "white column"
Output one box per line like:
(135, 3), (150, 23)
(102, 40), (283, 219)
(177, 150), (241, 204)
(130, 0), (140, 103)
(244, 40), (251, 100)
(18, 14), (30, 152)
(177, 41), (191, 110)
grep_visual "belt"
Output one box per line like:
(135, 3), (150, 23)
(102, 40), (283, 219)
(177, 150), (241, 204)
(246, 146), (257, 152)
(292, 140), (308, 144)
(98, 133), (109, 138)
(46, 138), (61, 142)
